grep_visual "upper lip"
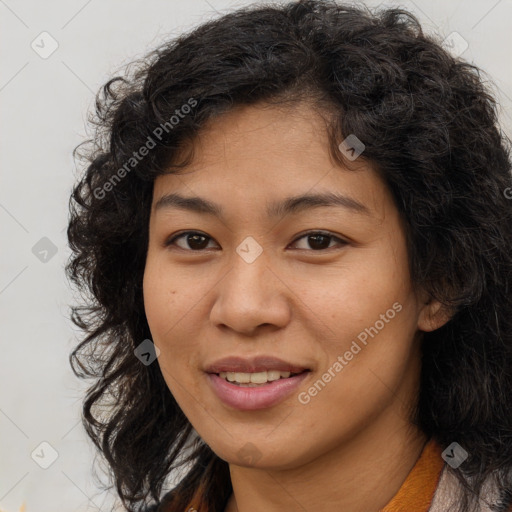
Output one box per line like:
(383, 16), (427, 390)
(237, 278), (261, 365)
(205, 356), (310, 374)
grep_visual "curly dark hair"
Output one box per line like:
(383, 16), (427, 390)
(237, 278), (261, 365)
(66, 1), (512, 511)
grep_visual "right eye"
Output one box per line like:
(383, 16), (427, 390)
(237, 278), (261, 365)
(164, 231), (219, 251)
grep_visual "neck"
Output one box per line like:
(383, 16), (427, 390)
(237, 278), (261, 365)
(224, 403), (428, 512)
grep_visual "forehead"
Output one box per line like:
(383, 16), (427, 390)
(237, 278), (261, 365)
(151, 103), (393, 222)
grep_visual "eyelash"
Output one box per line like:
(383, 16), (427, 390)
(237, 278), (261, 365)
(163, 230), (348, 252)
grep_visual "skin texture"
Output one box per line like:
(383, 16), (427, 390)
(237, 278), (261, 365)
(142, 102), (451, 512)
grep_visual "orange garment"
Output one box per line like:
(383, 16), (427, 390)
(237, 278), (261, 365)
(379, 438), (443, 512)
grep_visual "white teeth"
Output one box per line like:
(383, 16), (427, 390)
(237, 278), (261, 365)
(235, 372), (251, 383)
(266, 370), (282, 381)
(218, 370), (298, 385)
(250, 371), (268, 384)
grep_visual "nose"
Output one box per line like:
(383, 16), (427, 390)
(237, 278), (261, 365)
(209, 247), (292, 336)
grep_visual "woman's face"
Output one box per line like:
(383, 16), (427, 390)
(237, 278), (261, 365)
(143, 102), (444, 469)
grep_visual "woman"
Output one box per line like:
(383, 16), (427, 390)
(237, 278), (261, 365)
(66, 1), (512, 511)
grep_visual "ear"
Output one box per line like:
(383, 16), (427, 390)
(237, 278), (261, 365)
(417, 298), (453, 332)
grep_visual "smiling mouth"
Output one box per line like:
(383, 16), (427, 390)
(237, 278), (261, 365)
(217, 370), (309, 387)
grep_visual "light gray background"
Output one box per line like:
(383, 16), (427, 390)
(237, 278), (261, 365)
(1, 0), (511, 510)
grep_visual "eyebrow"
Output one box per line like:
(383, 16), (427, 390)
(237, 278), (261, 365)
(153, 191), (372, 219)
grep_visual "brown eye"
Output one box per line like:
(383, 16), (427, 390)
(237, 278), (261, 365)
(165, 231), (217, 251)
(291, 231), (348, 251)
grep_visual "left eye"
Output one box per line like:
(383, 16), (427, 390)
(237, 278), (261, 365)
(164, 231), (347, 251)
(291, 231), (348, 251)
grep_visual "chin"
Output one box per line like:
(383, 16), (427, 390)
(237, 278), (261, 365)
(205, 437), (305, 470)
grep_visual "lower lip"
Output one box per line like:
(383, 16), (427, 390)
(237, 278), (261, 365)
(206, 372), (310, 411)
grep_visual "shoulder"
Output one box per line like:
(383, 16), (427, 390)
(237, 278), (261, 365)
(430, 466), (512, 512)
(140, 489), (177, 512)
(140, 489), (201, 512)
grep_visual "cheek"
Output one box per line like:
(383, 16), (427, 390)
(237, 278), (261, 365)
(142, 266), (198, 413)
(294, 249), (418, 387)
(293, 262), (407, 343)
(142, 257), (205, 386)
(143, 255), (196, 341)
(143, 267), (172, 340)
